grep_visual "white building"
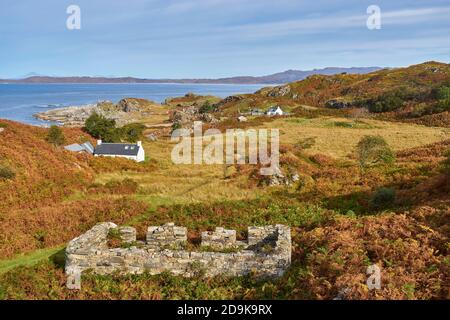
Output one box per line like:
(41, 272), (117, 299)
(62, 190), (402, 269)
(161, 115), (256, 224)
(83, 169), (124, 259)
(266, 106), (284, 116)
(93, 140), (145, 162)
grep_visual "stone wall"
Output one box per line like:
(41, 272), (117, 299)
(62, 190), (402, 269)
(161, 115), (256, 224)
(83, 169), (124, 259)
(201, 227), (238, 250)
(65, 222), (291, 288)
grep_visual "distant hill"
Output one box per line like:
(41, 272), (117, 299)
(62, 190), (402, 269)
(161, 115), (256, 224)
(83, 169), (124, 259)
(216, 61), (450, 125)
(0, 67), (382, 85)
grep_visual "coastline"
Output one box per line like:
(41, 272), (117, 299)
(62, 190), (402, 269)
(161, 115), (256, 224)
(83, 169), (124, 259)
(0, 83), (264, 126)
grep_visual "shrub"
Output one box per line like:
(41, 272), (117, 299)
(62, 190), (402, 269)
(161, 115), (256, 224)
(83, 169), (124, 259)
(46, 125), (65, 146)
(84, 114), (145, 143)
(199, 101), (217, 114)
(357, 135), (395, 174)
(368, 91), (405, 113)
(120, 123), (145, 143)
(84, 113), (119, 142)
(435, 89), (450, 112)
(436, 86), (450, 101)
(0, 165), (15, 180)
(369, 187), (396, 209)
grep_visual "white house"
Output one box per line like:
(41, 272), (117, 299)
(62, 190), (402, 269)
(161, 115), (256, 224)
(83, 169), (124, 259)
(93, 140), (145, 162)
(266, 106), (284, 116)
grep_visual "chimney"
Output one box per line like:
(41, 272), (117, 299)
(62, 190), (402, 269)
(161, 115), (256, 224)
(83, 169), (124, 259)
(136, 141), (142, 147)
(97, 139), (102, 146)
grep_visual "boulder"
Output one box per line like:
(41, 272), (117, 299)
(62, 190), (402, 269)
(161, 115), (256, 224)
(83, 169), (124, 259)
(117, 98), (141, 113)
(146, 133), (158, 142)
(200, 113), (218, 123)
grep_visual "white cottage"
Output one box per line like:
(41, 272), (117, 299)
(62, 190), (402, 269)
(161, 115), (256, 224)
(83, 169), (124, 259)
(93, 140), (145, 162)
(266, 106), (284, 116)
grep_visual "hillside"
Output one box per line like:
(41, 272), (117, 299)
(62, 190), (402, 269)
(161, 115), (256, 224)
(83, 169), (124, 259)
(0, 62), (449, 300)
(215, 61), (450, 124)
(0, 115), (449, 299)
(0, 120), (149, 258)
(0, 67), (381, 85)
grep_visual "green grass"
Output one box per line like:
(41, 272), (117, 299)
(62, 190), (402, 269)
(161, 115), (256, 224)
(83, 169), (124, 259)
(0, 245), (65, 274)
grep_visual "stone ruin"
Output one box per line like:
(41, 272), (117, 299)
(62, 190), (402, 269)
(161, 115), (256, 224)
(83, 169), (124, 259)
(65, 222), (291, 289)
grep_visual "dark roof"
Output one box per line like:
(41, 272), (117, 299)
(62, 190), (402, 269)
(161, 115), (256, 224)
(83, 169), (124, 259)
(94, 143), (140, 156)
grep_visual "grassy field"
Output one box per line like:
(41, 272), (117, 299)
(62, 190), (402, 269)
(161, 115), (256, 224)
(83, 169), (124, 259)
(266, 117), (449, 158)
(0, 111), (449, 300)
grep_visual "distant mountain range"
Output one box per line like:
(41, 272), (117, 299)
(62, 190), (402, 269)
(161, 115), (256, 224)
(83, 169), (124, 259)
(0, 67), (383, 85)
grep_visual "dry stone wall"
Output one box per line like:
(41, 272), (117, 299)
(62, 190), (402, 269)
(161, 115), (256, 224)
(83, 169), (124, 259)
(65, 222), (291, 288)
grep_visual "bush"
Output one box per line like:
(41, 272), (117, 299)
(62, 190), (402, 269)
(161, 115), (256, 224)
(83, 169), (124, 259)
(119, 123), (145, 143)
(84, 113), (119, 142)
(368, 93), (404, 113)
(46, 125), (65, 146)
(0, 165), (15, 180)
(369, 187), (396, 209)
(357, 135), (395, 174)
(84, 113), (144, 143)
(199, 101), (217, 114)
(435, 89), (450, 113)
(436, 86), (450, 101)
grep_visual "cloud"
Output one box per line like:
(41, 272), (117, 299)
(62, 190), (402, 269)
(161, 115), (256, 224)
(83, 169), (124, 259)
(218, 6), (450, 39)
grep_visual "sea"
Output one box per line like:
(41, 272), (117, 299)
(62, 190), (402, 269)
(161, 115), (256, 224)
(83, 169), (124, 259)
(0, 83), (266, 126)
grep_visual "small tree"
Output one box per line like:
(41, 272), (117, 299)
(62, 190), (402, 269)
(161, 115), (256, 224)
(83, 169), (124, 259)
(84, 113), (118, 142)
(357, 135), (394, 174)
(46, 125), (65, 146)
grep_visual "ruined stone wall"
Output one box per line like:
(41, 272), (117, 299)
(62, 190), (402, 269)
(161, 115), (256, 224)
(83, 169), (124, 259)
(65, 222), (291, 285)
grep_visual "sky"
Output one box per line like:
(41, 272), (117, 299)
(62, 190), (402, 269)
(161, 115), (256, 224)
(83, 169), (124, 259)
(0, 0), (449, 78)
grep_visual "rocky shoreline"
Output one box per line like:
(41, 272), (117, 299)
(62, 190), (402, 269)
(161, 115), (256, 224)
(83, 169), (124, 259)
(33, 98), (155, 127)
(34, 104), (98, 127)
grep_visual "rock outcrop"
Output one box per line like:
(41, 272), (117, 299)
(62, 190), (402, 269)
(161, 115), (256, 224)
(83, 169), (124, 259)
(33, 98), (155, 127)
(169, 106), (218, 129)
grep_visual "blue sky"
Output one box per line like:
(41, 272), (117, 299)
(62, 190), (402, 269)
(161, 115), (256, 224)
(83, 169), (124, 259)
(0, 0), (449, 78)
